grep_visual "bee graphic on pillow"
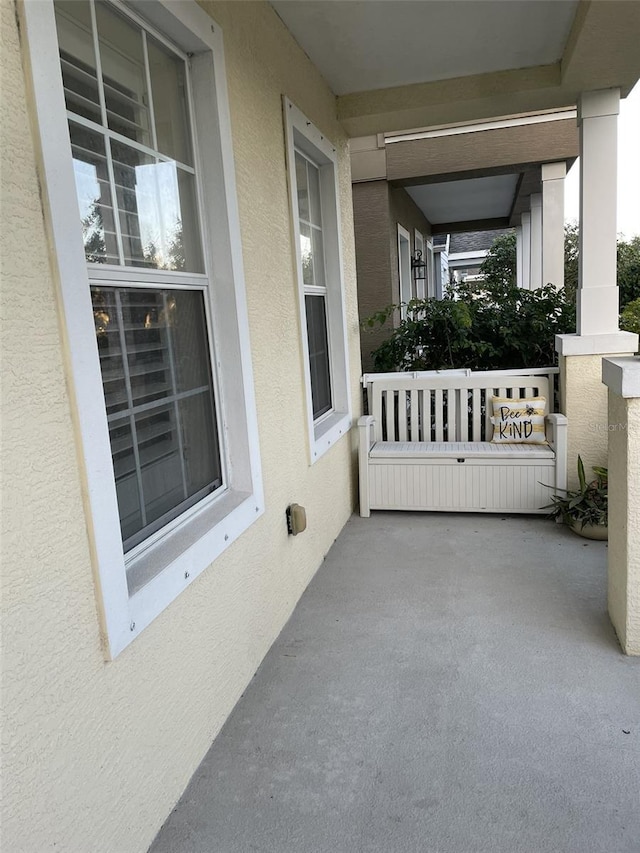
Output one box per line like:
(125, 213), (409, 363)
(525, 404), (535, 417)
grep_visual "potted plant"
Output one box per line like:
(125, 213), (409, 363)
(546, 455), (608, 540)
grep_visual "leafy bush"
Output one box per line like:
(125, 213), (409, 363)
(363, 225), (639, 373)
(563, 221), (579, 304)
(621, 297), (640, 337)
(564, 224), (640, 310)
(546, 456), (608, 529)
(364, 280), (575, 372)
(477, 232), (517, 287)
(617, 235), (640, 309)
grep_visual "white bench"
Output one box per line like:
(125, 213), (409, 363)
(358, 369), (567, 517)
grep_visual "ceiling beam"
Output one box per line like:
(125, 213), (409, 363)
(338, 64), (574, 137)
(431, 217), (510, 236)
(561, 0), (640, 93)
(337, 1), (640, 137)
(384, 118), (578, 184)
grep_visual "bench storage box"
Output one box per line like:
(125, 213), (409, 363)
(358, 370), (567, 517)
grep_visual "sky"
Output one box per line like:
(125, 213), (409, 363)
(564, 82), (640, 239)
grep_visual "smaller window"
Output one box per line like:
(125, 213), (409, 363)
(284, 99), (351, 462)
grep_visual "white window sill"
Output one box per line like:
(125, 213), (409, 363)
(121, 488), (263, 655)
(310, 411), (352, 463)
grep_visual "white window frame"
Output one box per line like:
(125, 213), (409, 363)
(413, 229), (425, 300)
(426, 236), (435, 298)
(20, 0), (264, 659)
(397, 224), (412, 318)
(283, 98), (351, 464)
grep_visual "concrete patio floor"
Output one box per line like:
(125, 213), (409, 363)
(150, 513), (639, 853)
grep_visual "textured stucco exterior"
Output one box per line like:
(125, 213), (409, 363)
(559, 353), (613, 488)
(607, 392), (640, 655)
(1, 1), (360, 851)
(353, 182), (431, 372)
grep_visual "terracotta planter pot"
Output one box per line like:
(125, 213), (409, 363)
(570, 521), (608, 541)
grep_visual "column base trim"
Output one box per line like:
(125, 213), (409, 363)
(555, 332), (639, 356)
(602, 356), (640, 398)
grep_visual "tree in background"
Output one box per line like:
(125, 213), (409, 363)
(563, 221), (579, 303)
(617, 234), (640, 309)
(563, 222), (638, 310)
(363, 224), (639, 372)
(477, 231), (517, 287)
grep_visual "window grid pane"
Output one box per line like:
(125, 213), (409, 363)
(55, 0), (203, 272)
(92, 286), (222, 551)
(305, 294), (332, 420)
(296, 148), (332, 421)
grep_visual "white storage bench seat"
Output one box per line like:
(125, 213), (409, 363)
(358, 369), (568, 517)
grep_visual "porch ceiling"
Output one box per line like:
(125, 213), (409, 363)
(271, 0), (640, 136)
(406, 175), (519, 227)
(270, 0), (578, 96)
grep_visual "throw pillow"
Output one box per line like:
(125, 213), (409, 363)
(491, 396), (547, 444)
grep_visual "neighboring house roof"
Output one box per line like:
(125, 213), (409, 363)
(449, 228), (514, 255)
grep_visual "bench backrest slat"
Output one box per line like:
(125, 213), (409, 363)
(410, 389), (419, 441)
(385, 391), (394, 441)
(458, 387), (469, 441)
(446, 389), (456, 441)
(434, 389), (443, 441)
(472, 388), (482, 441)
(398, 390), (407, 441)
(367, 372), (551, 443)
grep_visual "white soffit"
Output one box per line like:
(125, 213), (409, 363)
(406, 175), (520, 224)
(270, 0), (579, 96)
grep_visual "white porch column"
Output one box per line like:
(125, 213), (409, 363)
(541, 162), (566, 288)
(515, 225), (523, 288)
(520, 211), (531, 290)
(577, 89), (620, 334)
(555, 89), (637, 487)
(529, 193), (542, 289)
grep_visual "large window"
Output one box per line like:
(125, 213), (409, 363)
(55, 0), (222, 554)
(22, 0), (263, 656)
(284, 99), (351, 462)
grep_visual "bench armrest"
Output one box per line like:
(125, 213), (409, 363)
(358, 416), (376, 518)
(546, 413), (568, 491)
(358, 415), (376, 450)
(358, 414), (375, 428)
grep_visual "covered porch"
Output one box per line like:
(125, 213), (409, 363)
(150, 513), (639, 853)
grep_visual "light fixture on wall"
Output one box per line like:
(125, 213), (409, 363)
(411, 250), (427, 282)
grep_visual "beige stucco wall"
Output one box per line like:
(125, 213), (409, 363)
(1, 1), (361, 851)
(560, 352), (639, 488)
(560, 354), (611, 488)
(607, 393), (640, 655)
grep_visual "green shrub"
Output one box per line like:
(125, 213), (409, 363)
(364, 280), (575, 372)
(617, 236), (640, 309)
(363, 226), (639, 373)
(620, 297), (640, 338)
